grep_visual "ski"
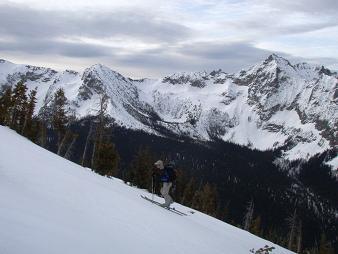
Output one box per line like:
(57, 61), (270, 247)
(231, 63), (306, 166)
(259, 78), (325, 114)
(140, 195), (187, 216)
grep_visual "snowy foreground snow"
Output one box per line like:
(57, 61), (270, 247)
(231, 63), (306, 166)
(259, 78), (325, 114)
(0, 126), (294, 254)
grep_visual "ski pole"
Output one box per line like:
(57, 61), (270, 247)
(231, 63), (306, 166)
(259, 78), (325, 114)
(151, 175), (154, 201)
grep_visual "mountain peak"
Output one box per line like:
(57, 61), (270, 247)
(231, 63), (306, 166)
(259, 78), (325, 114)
(268, 53), (283, 60)
(88, 63), (111, 72)
(241, 54), (293, 77)
(83, 63), (127, 81)
(264, 54), (292, 66)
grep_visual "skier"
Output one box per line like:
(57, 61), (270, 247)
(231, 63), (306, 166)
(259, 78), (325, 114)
(154, 160), (175, 208)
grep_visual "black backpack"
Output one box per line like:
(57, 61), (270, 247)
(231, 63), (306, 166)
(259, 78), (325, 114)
(165, 165), (177, 182)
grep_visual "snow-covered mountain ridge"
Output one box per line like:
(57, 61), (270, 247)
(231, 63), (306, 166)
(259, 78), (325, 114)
(0, 55), (337, 166)
(0, 126), (295, 254)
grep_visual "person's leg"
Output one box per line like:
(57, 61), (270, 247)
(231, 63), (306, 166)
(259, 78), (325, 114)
(160, 184), (164, 197)
(167, 182), (173, 205)
(161, 182), (173, 207)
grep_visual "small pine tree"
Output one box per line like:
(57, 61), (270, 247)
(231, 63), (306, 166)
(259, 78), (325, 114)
(91, 94), (109, 169)
(319, 233), (335, 254)
(57, 129), (73, 155)
(200, 182), (218, 216)
(217, 200), (230, 221)
(250, 216), (262, 236)
(286, 207), (297, 251)
(130, 147), (154, 190)
(0, 87), (13, 125)
(296, 220), (302, 254)
(181, 178), (197, 206)
(94, 142), (120, 177)
(81, 121), (94, 167)
(191, 189), (203, 210)
(265, 228), (279, 244)
(37, 120), (48, 148)
(22, 88), (37, 137)
(171, 168), (184, 202)
(10, 81), (28, 131)
(191, 181), (203, 210)
(51, 88), (68, 152)
(243, 198), (254, 231)
(64, 133), (78, 160)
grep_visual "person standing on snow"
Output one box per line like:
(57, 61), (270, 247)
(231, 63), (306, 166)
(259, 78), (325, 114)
(154, 160), (175, 208)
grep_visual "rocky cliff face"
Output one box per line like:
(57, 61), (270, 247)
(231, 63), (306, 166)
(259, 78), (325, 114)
(0, 55), (337, 165)
(238, 54), (337, 146)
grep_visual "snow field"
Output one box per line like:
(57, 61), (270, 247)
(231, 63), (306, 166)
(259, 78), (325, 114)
(0, 126), (294, 254)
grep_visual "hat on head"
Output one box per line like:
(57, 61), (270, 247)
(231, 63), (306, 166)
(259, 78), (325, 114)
(154, 160), (164, 169)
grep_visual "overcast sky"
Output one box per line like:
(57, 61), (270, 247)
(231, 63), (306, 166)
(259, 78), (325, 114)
(1, 0), (337, 78)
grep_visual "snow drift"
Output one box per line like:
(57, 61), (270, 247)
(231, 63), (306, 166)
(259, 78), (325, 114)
(0, 126), (294, 254)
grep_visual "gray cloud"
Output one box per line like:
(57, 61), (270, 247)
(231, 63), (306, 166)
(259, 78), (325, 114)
(115, 42), (276, 74)
(0, 3), (192, 43)
(100, 41), (338, 76)
(0, 39), (114, 58)
(0, 2), (193, 66)
(261, 0), (338, 14)
(178, 42), (275, 61)
(230, 19), (338, 36)
(223, 0), (338, 38)
(0, 1), (337, 77)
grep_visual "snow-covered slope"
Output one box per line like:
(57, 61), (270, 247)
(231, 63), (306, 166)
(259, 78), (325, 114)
(0, 56), (337, 166)
(0, 126), (294, 254)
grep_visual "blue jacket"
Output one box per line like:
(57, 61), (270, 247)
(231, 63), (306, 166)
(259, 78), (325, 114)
(160, 166), (174, 183)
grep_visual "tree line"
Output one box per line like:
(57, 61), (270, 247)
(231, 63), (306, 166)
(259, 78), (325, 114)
(0, 81), (119, 177)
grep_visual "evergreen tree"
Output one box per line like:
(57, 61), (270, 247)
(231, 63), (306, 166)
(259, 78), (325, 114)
(81, 121), (94, 166)
(200, 183), (218, 216)
(10, 81), (28, 131)
(22, 88), (37, 138)
(89, 94), (120, 176)
(296, 220), (302, 254)
(319, 233), (335, 254)
(94, 142), (120, 177)
(243, 199), (254, 231)
(191, 189), (203, 210)
(57, 129), (73, 155)
(130, 147), (154, 190)
(217, 200), (230, 221)
(38, 103), (53, 126)
(37, 120), (47, 148)
(250, 216), (262, 236)
(64, 133), (78, 160)
(265, 228), (280, 245)
(286, 207), (297, 251)
(171, 168), (186, 203)
(51, 88), (68, 152)
(0, 87), (13, 125)
(91, 94), (109, 169)
(191, 181), (203, 210)
(181, 178), (197, 206)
